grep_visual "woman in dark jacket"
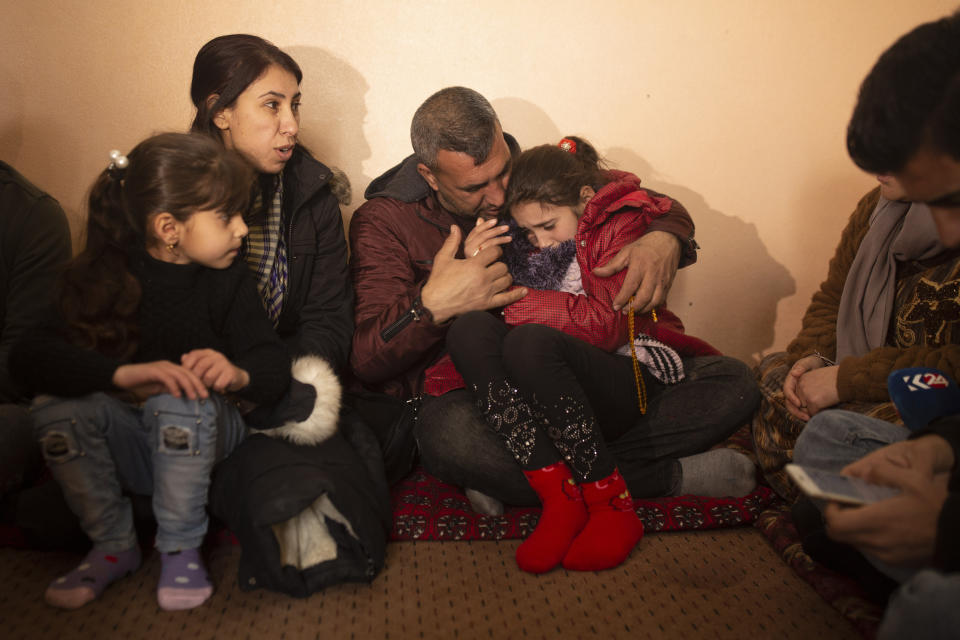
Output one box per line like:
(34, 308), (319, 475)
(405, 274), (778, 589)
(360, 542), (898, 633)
(190, 34), (353, 370)
(189, 35), (389, 597)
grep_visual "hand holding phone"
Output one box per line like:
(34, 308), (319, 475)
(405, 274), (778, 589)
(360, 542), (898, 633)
(786, 463), (901, 505)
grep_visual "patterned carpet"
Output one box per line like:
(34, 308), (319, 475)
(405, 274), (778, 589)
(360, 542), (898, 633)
(389, 466), (775, 541)
(1, 423), (884, 637)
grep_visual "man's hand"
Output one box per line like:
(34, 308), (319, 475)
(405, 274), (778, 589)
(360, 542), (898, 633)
(181, 349), (250, 393)
(843, 434), (955, 482)
(112, 361), (209, 400)
(795, 365), (841, 417)
(463, 217), (512, 260)
(783, 355), (822, 420)
(421, 225), (527, 324)
(782, 356), (839, 420)
(592, 231), (682, 313)
(824, 462), (949, 567)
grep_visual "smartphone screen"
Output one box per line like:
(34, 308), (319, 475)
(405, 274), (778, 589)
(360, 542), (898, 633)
(786, 464), (901, 504)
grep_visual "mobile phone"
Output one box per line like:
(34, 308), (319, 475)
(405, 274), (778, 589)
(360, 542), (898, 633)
(785, 464), (901, 505)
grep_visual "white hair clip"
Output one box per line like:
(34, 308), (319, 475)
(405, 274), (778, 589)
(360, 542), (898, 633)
(108, 148), (129, 178)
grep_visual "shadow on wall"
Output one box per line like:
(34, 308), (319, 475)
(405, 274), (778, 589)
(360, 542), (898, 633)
(286, 46), (371, 231)
(492, 97), (563, 148)
(607, 148), (795, 364)
(0, 70), (84, 248)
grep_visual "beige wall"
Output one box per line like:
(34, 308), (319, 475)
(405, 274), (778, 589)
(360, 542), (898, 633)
(2, 1), (956, 363)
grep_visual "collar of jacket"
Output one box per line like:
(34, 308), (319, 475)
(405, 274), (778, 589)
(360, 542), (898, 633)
(281, 146), (333, 215)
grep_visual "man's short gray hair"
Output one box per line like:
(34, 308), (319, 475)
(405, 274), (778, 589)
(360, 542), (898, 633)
(410, 87), (501, 169)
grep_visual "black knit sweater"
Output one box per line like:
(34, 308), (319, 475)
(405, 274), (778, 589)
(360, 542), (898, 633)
(10, 251), (290, 406)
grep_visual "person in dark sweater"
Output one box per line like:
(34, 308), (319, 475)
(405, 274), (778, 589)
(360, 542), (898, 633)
(0, 161), (71, 496)
(9, 133), (291, 612)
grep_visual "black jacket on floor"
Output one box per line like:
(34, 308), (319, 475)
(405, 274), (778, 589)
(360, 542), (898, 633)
(210, 406), (391, 597)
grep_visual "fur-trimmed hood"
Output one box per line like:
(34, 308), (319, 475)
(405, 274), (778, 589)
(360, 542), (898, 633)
(249, 355), (342, 446)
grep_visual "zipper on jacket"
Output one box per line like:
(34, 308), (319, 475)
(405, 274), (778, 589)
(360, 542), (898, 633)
(381, 309), (415, 342)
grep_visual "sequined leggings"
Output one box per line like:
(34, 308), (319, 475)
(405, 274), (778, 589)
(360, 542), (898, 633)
(446, 311), (650, 482)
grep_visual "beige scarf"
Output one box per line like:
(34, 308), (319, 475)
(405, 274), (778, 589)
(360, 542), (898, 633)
(835, 197), (942, 360)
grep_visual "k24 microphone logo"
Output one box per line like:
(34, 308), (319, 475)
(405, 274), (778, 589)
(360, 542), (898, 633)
(902, 372), (951, 391)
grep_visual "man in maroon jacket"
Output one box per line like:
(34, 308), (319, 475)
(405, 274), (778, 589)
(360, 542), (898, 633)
(349, 87), (758, 509)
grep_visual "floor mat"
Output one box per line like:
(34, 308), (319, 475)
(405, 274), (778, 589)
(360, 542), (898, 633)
(389, 466), (776, 541)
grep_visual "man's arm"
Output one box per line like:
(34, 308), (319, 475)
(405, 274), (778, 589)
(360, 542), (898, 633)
(349, 201), (448, 386)
(592, 191), (694, 313)
(349, 200), (524, 387)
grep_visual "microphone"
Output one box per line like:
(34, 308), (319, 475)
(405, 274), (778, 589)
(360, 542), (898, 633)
(887, 367), (960, 431)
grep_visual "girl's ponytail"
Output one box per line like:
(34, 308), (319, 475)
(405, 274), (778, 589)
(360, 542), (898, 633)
(559, 136), (602, 171)
(503, 135), (608, 215)
(60, 168), (142, 358)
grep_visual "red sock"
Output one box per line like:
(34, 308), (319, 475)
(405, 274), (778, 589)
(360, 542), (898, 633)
(516, 462), (588, 574)
(562, 469), (643, 571)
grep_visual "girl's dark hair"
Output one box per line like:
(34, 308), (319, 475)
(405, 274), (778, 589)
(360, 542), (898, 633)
(61, 132), (253, 358)
(503, 136), (607, 215)
(190, 34), (303, 139)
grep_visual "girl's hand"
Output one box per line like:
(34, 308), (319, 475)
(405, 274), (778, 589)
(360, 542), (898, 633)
(113, 361), (209, 400)
(180, 349), (250, 393)
(464, 217), (512, 259)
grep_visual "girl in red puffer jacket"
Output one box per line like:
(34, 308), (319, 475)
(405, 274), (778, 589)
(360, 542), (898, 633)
(443, 137), (745, 575)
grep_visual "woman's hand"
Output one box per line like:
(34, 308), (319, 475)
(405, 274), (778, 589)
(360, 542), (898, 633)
(112, 361), (209, 400)
(783, 355), (836, 420)
(464, 217), (512, 259)
(181, 349), (250, 393)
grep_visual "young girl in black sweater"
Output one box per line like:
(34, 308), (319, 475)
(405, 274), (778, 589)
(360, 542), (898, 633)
(11, 133), (291, 611)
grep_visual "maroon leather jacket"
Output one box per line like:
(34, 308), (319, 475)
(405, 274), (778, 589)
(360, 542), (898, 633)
(349, 137), (697, 399)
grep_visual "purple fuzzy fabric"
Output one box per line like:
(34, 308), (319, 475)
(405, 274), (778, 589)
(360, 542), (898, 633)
(502, 223), (577, 291)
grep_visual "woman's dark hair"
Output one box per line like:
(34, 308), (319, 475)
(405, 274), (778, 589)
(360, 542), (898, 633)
(503, 136), (607, 215)
(61, 132), (253, 358)
(190, 34), (303, 139)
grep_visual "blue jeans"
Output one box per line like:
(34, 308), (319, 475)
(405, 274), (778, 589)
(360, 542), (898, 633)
(31, 392), (246, 553)
(794, 409), (909, 473)
(416, 353), (759, 503)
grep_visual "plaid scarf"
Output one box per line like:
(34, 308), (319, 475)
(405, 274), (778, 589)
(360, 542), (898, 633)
(242, 175), (288, 325)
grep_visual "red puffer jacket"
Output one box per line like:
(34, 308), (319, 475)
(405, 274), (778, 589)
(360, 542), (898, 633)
(424, 170), (718, 396)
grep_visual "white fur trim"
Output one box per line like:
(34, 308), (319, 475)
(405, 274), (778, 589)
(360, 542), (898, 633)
(257, 355), (341, 446)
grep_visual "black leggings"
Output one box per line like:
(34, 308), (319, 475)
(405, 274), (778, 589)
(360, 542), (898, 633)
(446, 311), (655, 482)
